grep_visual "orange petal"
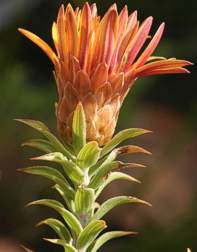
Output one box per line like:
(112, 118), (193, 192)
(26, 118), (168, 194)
(56, 5), (67, 61)
(125, 16), (153, 70)
(134, 22), (165, 68)
(52, 22), (60, 56)
(117, 12), (138, 65)
(18, 28), (58, 65)
(65, 4), (78, 57)
(138, 67), (190, 76)
(135, 59), (192, 75)
(79, 3), (92, 69)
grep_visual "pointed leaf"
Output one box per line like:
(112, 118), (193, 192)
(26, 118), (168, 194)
(89, 162), (119, 189)
(95, 172), (141, 199)
(63, 160), (84, 185)
(53, 184), (74, 211)
(44, 238), (78, 252)
(22, 139), (55, 153)
(19, 166), (74, 199)
(20, 245), (34, 252)
(72, 103), (86, 153)
(116, 145), (151, 155)
(89, 149), (118, 177)
(28, 199), (83, 236)
(32, 153), (84, 185)
(75, 188), (95, 216)
(93, 196), (151, 220)
(16, 119), (74, 159)
(101, 128), (151, 157)
(76, 220), (107, 250)
(91, 231), (136, 252)
(77, 141), (101, 169)
(37, 218), (71, 242)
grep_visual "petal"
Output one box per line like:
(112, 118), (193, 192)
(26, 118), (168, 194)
(117, 12), (138, 65)
(135, 59), (192, 76)
(134, 22), (165, 68)
(56, 5), (67, 60)
(79, 3), (92, 69)
(18, 28), (58, 65)
(65, 4), (78, 57)
(137, 67), (190, 76)
(124, 16), (153, 70)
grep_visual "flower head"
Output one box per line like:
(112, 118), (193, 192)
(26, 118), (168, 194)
(18, 3), (192, 145)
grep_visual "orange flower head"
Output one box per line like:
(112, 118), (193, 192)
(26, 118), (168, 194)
(18, 3), (192, 146)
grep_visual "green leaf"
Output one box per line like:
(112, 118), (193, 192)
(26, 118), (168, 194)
(89, 162), (119, 189)
(93, 196), (151, 220)
(76, 220), (107, 250)
(22, 139), (55, 153)
(19, 166), (74, 199)
(44, 238), (78, 252)
(72, 103), (86, 153)
(37, 218), (71, 242)
(31, 153), (84, 185)
(101, 128), (151, 157)
(15, 119), (74, 159)
(28, 199), (83, 236)
(91, 231), (135, 252)
(95, 172), (141, 199)
(89, 149), (118, 177)
(75, 188), (95, 216)
(77, 141), (101, 169)
(53, 184), (74, 211)
(63, 160), (84, 185)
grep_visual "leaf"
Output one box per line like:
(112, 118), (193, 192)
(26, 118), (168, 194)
(20, 245), (34, 252)
(19, 166), (74, 199)
(31, 153), (84, 185)
(101, 128), (151, 157)
(72, 103), (86, 153)
(95, 172), (141, 199)
(37, 218), (71, 242)
(116, 145), (151, 155)
(93, 196), (152, 220)
(15, 119), (74, 159)
(53, 184), (74, 211)
(22, 139), (55, 153)
(77, 141), (101, 169)
(91, 231), (136, 252)
(28, 199), (83, 236)
(76, 220), (107, 250)
(89, 149), (118, 177)
(89, 162), (119, 189)
(75, 188), (95, 216)
(43, 238), (78, 252)
(63, 160), (84, 185)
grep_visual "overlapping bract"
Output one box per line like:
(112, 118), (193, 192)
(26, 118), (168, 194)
(18, 3), (192, 145)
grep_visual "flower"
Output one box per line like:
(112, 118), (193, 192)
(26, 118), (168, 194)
(18, 3), (192, 146)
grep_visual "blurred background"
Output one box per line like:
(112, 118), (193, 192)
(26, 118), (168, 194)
(0, 0), (196, 251)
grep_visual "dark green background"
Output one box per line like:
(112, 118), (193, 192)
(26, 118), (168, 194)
(0, 0), (196, 251)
